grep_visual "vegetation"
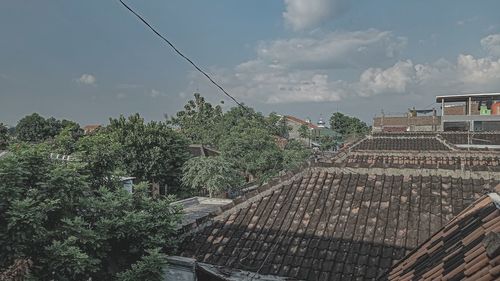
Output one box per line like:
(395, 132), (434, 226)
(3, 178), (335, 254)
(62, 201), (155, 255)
(0, 144), (181, 280)
(15, 113), (81, 143)
(329, 112), (370, 138)
(182, 156), (244, 197)
(0, 123), (8, 150)
(109, 114), (190, 194)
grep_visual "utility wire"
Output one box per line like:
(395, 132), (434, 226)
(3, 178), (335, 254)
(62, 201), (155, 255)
(118, 0), (244, 108)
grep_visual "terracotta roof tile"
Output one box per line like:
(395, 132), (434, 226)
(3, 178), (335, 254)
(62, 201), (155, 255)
(383, 194), (500, 281)
(179, 172), (496, 281)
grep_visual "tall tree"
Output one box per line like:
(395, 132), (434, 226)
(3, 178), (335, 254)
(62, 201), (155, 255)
(0, 123), (8, 149)
(16, 113), (49, 142)
(182, 156), (244, 197)
(329, 112), (369, 137)
(169, 93), (223, 146)
(220, 126), (283, 182)
(76, 131), (124, 189)
(109, 114), (190, 194)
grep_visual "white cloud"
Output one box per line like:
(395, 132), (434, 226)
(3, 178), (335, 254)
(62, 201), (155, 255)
(150, 89), (168, 98)
(76, 74), (96, 85)
(457, 54), (500, 84)
(256, 29), (406, 69)
(186, 31), (500, 106)
(116, 93), (126, 100)
(480, 34), (500, 56)
(357, 60), (415, 96)
(283, 0), (348, 31)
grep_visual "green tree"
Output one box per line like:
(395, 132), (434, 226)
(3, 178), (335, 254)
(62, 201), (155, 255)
(220, 126), (283, 182)
(182, 156), (244, 197)
(0, 144), (181, 280)
(76, 131), (124, 189)
(282, 140), (311, 170)
(169, 93), (223, 146)
(329, 112), (369, 137)
(0, 123), (8, 150)
(53, 122), (84, 154)
(16, 113), (48, 142)
(109, 114), (190, 194)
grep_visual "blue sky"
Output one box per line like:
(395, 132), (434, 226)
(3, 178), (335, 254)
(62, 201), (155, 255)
(2, 0), (500, 126)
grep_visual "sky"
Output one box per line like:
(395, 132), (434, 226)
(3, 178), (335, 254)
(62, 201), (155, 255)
(2, 0), (500, 126)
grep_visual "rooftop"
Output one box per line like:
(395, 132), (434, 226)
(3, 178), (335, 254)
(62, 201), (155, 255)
(179, 171), (497, 280)
(384, 192), (500, 281)
(436, 93), (500, 103)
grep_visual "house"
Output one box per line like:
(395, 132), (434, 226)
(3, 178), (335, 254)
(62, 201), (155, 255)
(372, 108), (441, 133)
(83, 124), (102, 135)
(437, 92), (500, 132)
(172, 131), (499, 281)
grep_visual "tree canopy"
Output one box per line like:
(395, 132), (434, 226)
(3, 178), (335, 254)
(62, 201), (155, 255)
(109, 114), (190, 194)
(329, 112), (370, 138)
(15, 113), (82, 143)
(0, 123), (8, 150)
(0, 144), (181, 280)
(182, 156), (244, 197)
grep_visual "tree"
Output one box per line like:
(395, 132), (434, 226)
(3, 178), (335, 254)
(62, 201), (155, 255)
(0, 144), (181, 280)
(76, 131), (124, 189)
(0, 123), (8, 150)
(182, 156), (244, 197)
(15, 113), (75, 143)
(16, 113), (48, 142)
(109, 114), (190, 194)
(220, 126), (283, 182)
(329, 112), (369, 137)
(282, 140), (311, 170)
(169, 93), (223, 146)
(53, 122), (84, 154)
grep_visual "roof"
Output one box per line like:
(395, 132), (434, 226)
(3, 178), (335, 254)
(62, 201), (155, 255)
(285, 115), (319, 129)
(354, 137), (450, 151)
(340, 153), (500, 172)
(175, 197), (234, 229)
(179, 171), (496, 280)
(383, 193), (500, 281)
(83, 124), (101, 134)
(436, 93), (500, 103)
(188, 144), (220, 157)
(373, 116), (440, 127)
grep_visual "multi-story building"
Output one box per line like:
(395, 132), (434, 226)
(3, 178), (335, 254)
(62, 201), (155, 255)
(437, 92), (500, 131)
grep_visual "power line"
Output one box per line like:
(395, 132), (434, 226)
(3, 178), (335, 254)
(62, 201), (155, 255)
(118, 0), (244, 108)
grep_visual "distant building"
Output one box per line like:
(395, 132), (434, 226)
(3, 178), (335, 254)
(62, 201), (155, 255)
(437, 92), (500, 131)
(372, 108), (441, 132)
(83, 124), (102, 135)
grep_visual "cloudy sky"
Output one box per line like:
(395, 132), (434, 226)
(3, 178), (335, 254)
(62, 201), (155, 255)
(2, 0), (500, 126)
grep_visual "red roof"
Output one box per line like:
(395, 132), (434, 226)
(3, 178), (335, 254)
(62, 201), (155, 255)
(285, 115), (319, 129)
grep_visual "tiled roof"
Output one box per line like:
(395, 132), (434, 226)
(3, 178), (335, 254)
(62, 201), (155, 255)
(383, 193), (500, 281)
(340, 154), (500, 172)
(354, 137), (450, 151)
(285, 115), (319, 129)
(179, 171), (495, 281)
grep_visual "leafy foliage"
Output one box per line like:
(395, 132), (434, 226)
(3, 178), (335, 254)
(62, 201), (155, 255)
(0, 123), (8, 150)
(15, 113), (82, 143)
(329, 112), (369, 138)
(0, 144), (181, 280)
(109, 114), (190, 193)
(182, 156), (244, 197)
(169, 93), (223, 146)
(76, 131), (124, 189)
